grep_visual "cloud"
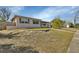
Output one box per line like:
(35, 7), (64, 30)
(0, 6), (24, 14)
(9, 6), (24, 14)
(7, 6), (24, 21)
(32, 6), (79, 21)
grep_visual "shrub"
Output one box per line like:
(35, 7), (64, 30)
(51, 17), (65, 29)
(75, 24), (79, 28)
(69, 22), (74, 28)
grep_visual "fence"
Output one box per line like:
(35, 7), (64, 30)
(0, 22), (6, 30)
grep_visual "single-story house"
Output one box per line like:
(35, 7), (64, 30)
(64, 22), (74, 28)
(0, 15), (50, 30)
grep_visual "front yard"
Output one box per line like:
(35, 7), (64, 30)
(0, 28), (75, 52)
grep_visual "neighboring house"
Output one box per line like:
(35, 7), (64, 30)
(66, 24), (70, 28)
(63, 22), (70, 28)
(64, 22), (74, 28)
(10, 15), (50, 29)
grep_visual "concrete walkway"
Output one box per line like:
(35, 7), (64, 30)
(68, 30), (79, 53)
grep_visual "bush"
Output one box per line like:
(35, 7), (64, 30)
(75, 24), (79, 28)
(69, 23), (74, 28)
(51, 17), (65, 29)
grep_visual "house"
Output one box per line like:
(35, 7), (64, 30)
(64, 22), (74, 28)
(5, 15), (50, 29)
(66, 24), (70, 28)
(63, 22), (70, 28)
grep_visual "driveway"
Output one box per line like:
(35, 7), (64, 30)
(68, 30), (79, 53)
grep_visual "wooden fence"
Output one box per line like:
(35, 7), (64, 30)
(0, 22), (6, 30)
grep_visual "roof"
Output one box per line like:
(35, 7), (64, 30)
(11, 15), (42, 21)
(41, 21), (50, 23)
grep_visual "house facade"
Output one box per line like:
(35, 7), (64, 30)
(6, 15), (50, 29)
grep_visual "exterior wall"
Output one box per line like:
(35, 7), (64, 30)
(17, 24), (41, 28)
(13, 17), (41, 28)
(6, 26), (16, 30)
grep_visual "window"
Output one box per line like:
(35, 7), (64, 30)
(21, 21), (25, 23)
(43, 24), (46, 26)
(19, 18), (29, 23)
(25, 18), (29, 23)
(33, 20), (39, 24)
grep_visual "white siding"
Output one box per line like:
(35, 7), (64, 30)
(7, 26), (16, 30)
(15, 18), (41, 28)
(16, 24), (41, 28)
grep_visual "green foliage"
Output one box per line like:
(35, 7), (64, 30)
(0, 17), (6, 23)
(75, 24), (79, 28)
(51, 17), (65, 29)
(69, 22), (74, 28)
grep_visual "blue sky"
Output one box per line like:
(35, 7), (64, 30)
(1, 6), (79, 22)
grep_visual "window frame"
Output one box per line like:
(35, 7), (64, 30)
(33, 19), (39, 24)
(19, 17), (29, 23)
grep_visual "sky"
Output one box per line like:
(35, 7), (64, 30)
(1, 6), (79, 23)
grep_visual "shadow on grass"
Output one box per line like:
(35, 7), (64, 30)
(0, 32), (21, 39)
(0, 44), (39, 53)
(14, 46), (39, 53)
(0, 33), (14, 39)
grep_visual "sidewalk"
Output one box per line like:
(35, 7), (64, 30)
(67, 30), (79, 53)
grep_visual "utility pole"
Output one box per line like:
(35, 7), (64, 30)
(74, 14), (77, 26)
(74, 10), (79, 27)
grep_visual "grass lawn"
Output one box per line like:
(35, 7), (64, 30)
(0, 28), (75, 53)
(61, 28), (77, 32)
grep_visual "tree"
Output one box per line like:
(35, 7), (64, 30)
(51, 17), (65, 29)
(0, 8), (11, 22)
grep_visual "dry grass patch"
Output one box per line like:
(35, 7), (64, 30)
(0, 29), (75, 53)
(61, 28), (77, 32)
